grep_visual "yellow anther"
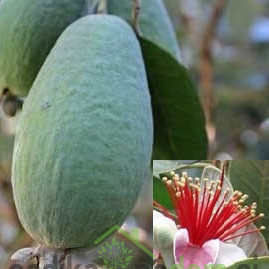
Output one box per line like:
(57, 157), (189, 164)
(167, 180), (172, 186)
(162, 177), (168, 182)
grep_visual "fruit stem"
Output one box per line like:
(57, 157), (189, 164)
(97, 0), (107, 14)
(131, 0), (142, 36)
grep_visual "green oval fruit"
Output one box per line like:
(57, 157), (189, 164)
(0, 0), (89, 97)
(12, 14), (153, 249)
(107, 0), (181, 60)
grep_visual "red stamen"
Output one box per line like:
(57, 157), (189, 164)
(158, 170), (265, 248)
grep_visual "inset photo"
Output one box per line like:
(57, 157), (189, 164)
(153, 160), (269, 269)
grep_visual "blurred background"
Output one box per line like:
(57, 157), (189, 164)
(165, 0), (269, 159)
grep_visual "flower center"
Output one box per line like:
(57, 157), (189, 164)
(154, 170), (265, 248)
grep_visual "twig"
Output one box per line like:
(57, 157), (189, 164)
(199, 0), (229, 156)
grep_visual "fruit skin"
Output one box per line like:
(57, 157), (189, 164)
(107, 0), (181, 60)
(0, 0), (88, 97)
(12, 15), (153, 249)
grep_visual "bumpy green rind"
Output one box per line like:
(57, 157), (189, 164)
(107, 0), (181, 60)
(0, 0), (89, 97)
(12, 15), (153, 249)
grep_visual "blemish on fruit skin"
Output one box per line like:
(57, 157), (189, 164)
(42, 102), (51, 110)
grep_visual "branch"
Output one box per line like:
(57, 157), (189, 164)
(11, 246), (66, 269)
(199, 0), (229, 155)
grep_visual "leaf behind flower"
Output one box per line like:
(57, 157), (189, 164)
(226, 256), (269, 269)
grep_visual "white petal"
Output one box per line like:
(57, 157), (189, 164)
(215, 241), (247, 267)
(153, 211), (177, 234)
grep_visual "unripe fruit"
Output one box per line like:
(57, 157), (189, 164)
(0, 0), (89, 97)
(12, 15), (153, 249)
(108, 0), (181, 60)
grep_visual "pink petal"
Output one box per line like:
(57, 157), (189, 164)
(174, 229), (220, 269)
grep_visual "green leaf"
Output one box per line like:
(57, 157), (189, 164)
(98, 250), (102, 255)
(128, 249), (132, 254)
(121, 241), (125, 247)
(105, 242), (110, 248)
(121, 266), (127, 269)
(103, 259), (108, 264)
(153, 160), (182, 178)
(153, 175), (174, 209)
(123, 248), (127, 254)
(140, 37), (208, 159)
(229, 160), (269, 249)
(102, 246), (107, 253)
(125, 256), (133, 262)
(226, 256), (269, 269)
